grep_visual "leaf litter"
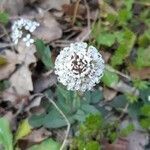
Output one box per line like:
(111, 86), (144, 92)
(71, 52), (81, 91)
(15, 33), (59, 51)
(0, 0), (150, 149)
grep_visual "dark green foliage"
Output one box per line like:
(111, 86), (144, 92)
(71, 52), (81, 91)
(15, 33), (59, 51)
(101, 69), (119, 87)
(35, 39), (53, 70)
(29, 85), (103, 128)
(0, 80), (10, 92)
(0, 11), (9, 24)
(140, 104), (150, 130)
(70, 114), (134, 149)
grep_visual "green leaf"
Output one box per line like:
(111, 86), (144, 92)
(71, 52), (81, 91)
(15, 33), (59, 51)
(109, 95), (128, 109)
(0, 80), (10, 92)
(84, 90), (103, 104)
(85, 141), (101, 150)
(43, 108), (75, 128)
(81, 104), (99, 114)
(57, 84), (74, 101)
(111, 29), (136, 66)
(134, 47), (150, 68)
(73, 109), (86, 122)
(114, 31), (125, 44)
(0, 118), (13, 150)
(125, 93), (138, 103)
(124, 0), (134, 11)
(128, 102), (142, 119)
(138, 30), (150, 47)
(0, 11), (9, 24)
(96, 32), (115, 47)
(139, 87), (150, 103)
(106, 13), (116, 24)
(29, 113), (46, 128)
(27, 139), (61, 150)
(139, 104), (150, 130)
(140, 104), (150, 117)
(140, 118), (150, 130)
(35, 39), (53, 70)
(118, 9), (132, 25)
(15, 119), (32, 142)
(133, 79), (149, 90)
(119, 124), (134, 137)
(101, 69), (119, 87)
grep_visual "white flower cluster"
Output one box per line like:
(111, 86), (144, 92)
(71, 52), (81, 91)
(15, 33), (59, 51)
(55, 42), (105, 92)
(11, 18), (40, 47)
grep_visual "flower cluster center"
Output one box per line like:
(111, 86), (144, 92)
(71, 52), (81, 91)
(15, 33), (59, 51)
(71, 53), (89, 75)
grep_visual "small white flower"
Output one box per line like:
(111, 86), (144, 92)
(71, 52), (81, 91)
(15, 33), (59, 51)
(55, 42), (105, 92)
(11, 18), (40, 47)
(23, 34), (34, 47)
(148, 96), (150, 102)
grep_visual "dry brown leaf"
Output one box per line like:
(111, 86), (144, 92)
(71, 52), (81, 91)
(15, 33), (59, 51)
(100, 51), (111, 63)
(128, 65), (150, 79)
(24, 128), (52, 143)
(103, 138), (128, 150)
(33, 12), (62, 42)
(103, 87), (117, 101)
(9, 65), (33, 95)
(25, 96), (42, 112)
(0, 50), (18, 80)
(17, 42), (36, 65)
(33, 71), (57, 93)
(75, 27), (91, 42)
(25, 95), (45, 115)
(127, 131), (149, 150)
(38, 0), (70, 11)
(62, 3), (86, 16)
(1, 42), (37, 102)
(0, 0), (24, 15)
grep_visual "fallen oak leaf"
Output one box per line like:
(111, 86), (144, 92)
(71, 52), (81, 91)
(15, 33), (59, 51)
(128, 64), (150, 79)
(17, 42), (37, 65)
(9, 65), (33, 95)
(33, 71), (57, 93)
(23, 127), (51, 143)
(38, 0), (70, 11)
(103, 87), (117, 101)
(103, 138), (128, 150)
(0, 50), (18, 80)
(0, 0), (24, 15)
(33, 12), (62, 43)
(127, 131), (149, 150)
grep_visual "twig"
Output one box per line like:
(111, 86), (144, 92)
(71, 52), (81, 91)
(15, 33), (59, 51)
(80, 0), (91, 42)
(72, 0), (81, 25)
(35, 94), (70, 150)
(0, 42), (15, 48)
(84, 0), (90, 29)
(105, 65), (131, 81)
(135, 1), (150, 6)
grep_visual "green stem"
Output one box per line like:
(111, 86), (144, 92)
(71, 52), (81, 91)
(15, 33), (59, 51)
(73, 91), (82, 110)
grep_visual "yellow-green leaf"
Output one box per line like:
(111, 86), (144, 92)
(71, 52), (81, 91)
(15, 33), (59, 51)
(101, 68), (119, 87)
(15, 119), (32, 142)
(0, 56), (8, 66)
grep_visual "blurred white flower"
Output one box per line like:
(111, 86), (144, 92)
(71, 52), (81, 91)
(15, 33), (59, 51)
(22, 34), (34, 47)
(55, 42), (105, 92)
(148, 95), (150, 102)
(11, 18), (40, 47)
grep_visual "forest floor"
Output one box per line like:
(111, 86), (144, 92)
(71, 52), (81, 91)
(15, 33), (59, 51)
(0, 0), (150, 150)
